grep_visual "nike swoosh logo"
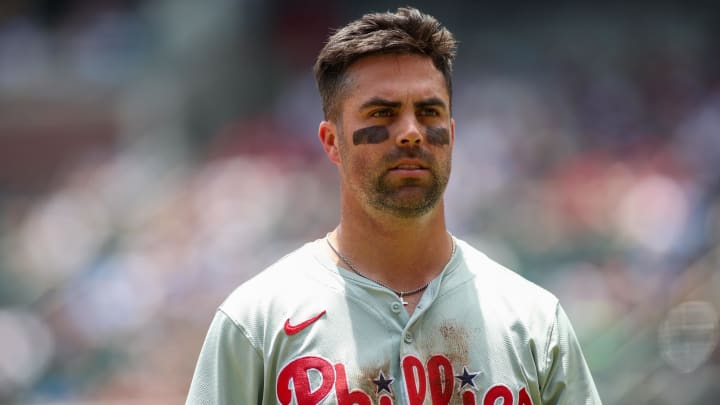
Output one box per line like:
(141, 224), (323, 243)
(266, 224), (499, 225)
(284, 310), (327, 335)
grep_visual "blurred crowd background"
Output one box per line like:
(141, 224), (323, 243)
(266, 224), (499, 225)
(0, 0), (719, 404)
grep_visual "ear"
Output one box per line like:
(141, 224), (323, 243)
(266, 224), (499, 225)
(319, 120), (341, 164)
(450, 118), (456, 146)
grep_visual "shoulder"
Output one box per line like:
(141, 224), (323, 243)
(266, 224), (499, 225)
(216, 239), (340, 339)
(221, 240), (328, 312)
(448, 238), (560, 327)
(457, 238), (557, 302)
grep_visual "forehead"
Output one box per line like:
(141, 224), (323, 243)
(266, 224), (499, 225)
(341, 53), (449, 107)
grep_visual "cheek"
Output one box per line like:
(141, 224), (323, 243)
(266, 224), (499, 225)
(426, 126), (450, 146)
(353, 126), (390, 145)
(338, 128), (377, 173)
(337, 140), (369, 176)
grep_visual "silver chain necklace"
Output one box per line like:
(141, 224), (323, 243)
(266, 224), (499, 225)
(326, 235), (456, 306)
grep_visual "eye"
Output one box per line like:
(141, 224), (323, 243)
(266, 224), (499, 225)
(418, 108), (440, 117)
(370, 109), (394, 118)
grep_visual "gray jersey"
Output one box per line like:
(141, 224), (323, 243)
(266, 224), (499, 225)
(186, 237), (601, 404)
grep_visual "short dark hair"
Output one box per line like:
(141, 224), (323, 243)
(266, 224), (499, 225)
(314, 7), (457, 120)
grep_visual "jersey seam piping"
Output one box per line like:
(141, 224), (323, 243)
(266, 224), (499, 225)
(435, 264), (474, 300)
(218, 307), (264, 360)
(541, 301), (560, 389)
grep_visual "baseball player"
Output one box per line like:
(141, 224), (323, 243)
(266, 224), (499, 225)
(186, 7), (601, 405)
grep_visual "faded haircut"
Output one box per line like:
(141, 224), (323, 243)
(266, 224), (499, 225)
(314, 7), (457, 120)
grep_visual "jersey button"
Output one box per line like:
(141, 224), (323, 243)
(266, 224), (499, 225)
(391, 302), (402, 313)
(403, 332), (414, 344)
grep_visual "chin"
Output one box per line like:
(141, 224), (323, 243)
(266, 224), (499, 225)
(374, 195), (442, 218)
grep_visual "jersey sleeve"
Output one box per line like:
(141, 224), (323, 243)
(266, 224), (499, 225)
(186, 309), (264, 405)
(540, 303), (602, 405)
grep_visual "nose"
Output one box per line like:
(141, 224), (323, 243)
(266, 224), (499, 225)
(395, 114), (424, 147)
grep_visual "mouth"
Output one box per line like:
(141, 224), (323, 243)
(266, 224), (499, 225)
(390, 160), (428, 171)
(387, 161), (430, 179)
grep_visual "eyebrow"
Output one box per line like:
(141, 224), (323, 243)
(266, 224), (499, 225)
(358, 96), (448, 111)
(414, 97), (448, 110)
(359, 97), (401, 110)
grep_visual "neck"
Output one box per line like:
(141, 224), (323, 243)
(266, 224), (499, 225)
(330, 199), (453, 292)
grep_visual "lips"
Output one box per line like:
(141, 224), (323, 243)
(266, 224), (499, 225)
(387, 162), (429, 180)
(390, 160), (427, 170)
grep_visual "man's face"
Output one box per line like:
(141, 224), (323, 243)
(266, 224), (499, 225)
(326, 53), (454, 218)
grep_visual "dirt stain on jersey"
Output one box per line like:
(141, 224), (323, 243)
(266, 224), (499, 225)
(438, 320), (471, 365)
(358, 363), (393, 399)
(437, 321), (483, 405)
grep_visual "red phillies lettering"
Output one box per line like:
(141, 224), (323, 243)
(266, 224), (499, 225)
(276, 354), (534, 405)
(463, 390), (477, 405)
(402, 355), (427, 405)
(483, 384), (513, 405)
(518, 387), (533, 405)
(379, 395), (393, 405)
(427, 355), (454, 404)
(334, 363), (372, 405)
(277, 356), (335, 405)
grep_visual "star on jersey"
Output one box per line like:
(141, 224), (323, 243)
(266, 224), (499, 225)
(372, 370), (394, 395)
(455, 366), (480, 390)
